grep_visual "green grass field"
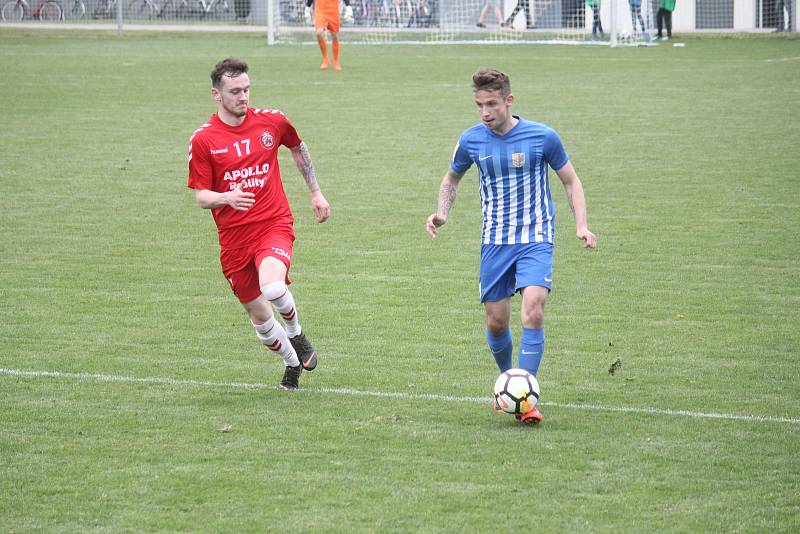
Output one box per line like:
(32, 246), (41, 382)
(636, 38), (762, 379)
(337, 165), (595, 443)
(1, 28), (799, 532)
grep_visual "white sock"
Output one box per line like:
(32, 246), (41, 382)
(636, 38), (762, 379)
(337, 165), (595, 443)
(253, 317), (299, 368)
(261, 281), (301, 338)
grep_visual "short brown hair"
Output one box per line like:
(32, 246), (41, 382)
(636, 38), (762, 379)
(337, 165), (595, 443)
(472, 68), (511, 97)
(211, 57), (249, 89)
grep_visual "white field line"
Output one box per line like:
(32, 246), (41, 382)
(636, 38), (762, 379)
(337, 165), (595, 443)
(2, 368), (799, 426)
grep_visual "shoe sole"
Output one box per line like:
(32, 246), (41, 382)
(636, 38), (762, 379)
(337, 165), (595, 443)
(519, 416), (542, 425)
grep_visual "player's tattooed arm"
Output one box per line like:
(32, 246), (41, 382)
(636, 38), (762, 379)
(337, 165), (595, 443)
(290, 142), (330, 223)
(290, 141), (320, 193)
(426, 169), (464, 238)
(437, 170), (461, 217)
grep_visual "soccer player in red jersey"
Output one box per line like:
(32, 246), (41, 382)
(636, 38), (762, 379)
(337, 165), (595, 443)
(187, 58), (331, 390)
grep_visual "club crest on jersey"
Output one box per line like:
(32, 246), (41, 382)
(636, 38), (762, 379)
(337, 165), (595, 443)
(260, 130), (275, 149)
(511, 153), (525, 168)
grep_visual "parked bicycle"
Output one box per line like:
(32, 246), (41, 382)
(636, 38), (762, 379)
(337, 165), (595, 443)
(2, 0), (61, 20)
(61, 0), (85, 19)
(91, 0), (115, 18)
(93, 0), (144, 19)
(178, 0), (230, 19)
(128, 0), (159, 19)
(157, 0), (186, 17)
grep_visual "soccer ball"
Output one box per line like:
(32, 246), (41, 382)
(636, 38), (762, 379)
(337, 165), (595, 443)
(617, 30), (631, 41)
(493, 368), (540, 416)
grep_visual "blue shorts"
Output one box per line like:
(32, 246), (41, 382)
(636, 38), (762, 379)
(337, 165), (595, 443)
(479, 242), (553, 303)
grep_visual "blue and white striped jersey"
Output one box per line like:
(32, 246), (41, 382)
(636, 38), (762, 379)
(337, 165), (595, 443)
(451, 117), (569, 245)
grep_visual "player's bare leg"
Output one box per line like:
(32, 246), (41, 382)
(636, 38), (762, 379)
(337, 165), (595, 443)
(331, 32), (341, 70)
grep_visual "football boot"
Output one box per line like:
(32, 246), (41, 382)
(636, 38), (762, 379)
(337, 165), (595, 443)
(290, 333), (318, 371)
(279, 364), (302, 390)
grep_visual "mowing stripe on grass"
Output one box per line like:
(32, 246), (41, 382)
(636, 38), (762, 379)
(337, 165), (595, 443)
(2, 367), (799, 426)
(765, 56), (800, 62)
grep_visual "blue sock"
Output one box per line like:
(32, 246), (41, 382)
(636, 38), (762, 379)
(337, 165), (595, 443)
(518, 327), (545, 376)
(486, 329), (513, 372)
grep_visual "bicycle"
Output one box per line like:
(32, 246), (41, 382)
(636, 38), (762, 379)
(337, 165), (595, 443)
(128, 0), (159, 19)
(61, 0), (85, 19)
(2, 0), (61, 20)
(360, 0), (392, 27)
(157, 0), (187, 17)
(94, 0), (139, 19)
(405, 0), (431, 27)
(91, 0), (115, 18)
(179, 0), (230, 19)
(94, 0), (150, 19)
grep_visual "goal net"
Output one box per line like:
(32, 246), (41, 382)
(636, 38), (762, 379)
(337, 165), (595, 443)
(268, 0), (625, 44)
(27, 0), (794, 43)
(266, 0), (797, 44)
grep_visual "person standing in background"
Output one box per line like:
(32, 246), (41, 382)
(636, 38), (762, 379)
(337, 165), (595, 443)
(655, 0), (675, 40)
(476, 0), (503, 28)
(586, 0), (603, 38)
(501, 0), (535, 29)
(628, 0), (647, 35)
(304, 0), (354, 70)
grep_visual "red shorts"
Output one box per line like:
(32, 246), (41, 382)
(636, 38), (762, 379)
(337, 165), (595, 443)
(220, 226), (295, 304)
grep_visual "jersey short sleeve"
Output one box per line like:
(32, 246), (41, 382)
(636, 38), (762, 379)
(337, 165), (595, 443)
(543, 127), (569, 172)
(187, 126), (214, 190)
(450, 135), (474, 174)
(279, 114), (302, 149)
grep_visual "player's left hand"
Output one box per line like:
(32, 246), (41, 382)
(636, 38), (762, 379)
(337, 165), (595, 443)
(577, 227), (597, 248)
(426, 213), (447, 238)
(311, 190), (330, 223)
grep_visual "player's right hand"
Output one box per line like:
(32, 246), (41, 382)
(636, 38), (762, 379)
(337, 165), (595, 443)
(226, 184), (255, 211)
(303, 6), (311, 24)
(310, 190), (330, 223)
(577, 227), (597, 248)
(426, 213), (446, 238)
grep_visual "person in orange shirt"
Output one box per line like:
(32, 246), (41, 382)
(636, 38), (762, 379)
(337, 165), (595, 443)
(305, 0), (353, 70)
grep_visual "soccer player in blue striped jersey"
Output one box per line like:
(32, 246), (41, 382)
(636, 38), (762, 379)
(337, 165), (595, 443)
(426, 68), (597, 425)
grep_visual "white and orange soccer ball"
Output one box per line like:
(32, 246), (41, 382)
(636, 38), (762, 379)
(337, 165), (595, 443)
(493, 368), (540, 416)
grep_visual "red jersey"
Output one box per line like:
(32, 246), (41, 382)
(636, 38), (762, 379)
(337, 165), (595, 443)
(187, 107), (302, 249)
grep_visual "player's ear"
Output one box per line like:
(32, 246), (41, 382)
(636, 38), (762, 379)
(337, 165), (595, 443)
(211, 87), (221, 102)
(506, 93), (515, 107)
